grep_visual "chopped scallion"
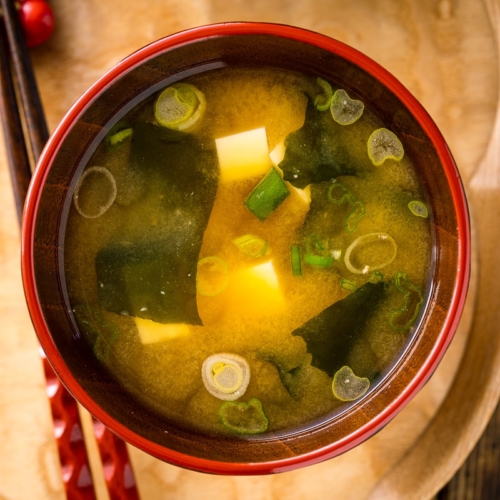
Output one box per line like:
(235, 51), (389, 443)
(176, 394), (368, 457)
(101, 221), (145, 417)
(202, 353), (250, 401)
(340, 279), (357, 291)
(232, 234), (268, 257)
(367, 128), (404, 166)
(290, 246), (302, 277)
(389, 271), (424, 331)
(346, 200), (366, 234)
(105, 121), (132, 151)
(154, 83), (206, 131)
(218, 398), (269, 434)
(327, 181), (366, 233)
(408, 200), (429, 218)
(304, 253), (333, 267)
(369, 271), (383, 283)
(344, 232), (397, 275)
(107, 127), (133, 149)
(330, 89), (364, 125)
(314, 77), (333, 111)
(332, 366), (370, 401)
(327, 181), (354, 204)
(244, 167), (290, 221)
(73, 166), (117, 219)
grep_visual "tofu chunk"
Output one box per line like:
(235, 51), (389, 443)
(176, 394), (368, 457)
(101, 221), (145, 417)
(135, 317), (189, 344)
(216, 127), (270, 182)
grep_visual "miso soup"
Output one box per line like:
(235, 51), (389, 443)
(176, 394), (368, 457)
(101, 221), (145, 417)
(63, 66), (432, 437)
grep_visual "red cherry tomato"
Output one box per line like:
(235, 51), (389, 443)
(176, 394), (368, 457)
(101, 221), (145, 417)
(19, 0), (55, 48)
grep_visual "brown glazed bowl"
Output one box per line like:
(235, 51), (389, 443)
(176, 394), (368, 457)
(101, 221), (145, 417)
(21, 23), (470, 474)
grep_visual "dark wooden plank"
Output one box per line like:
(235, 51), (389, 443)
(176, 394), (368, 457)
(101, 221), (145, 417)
(439, 400), (500, 500)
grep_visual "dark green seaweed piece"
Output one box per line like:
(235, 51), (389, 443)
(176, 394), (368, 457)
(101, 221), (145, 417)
(95, 122), (219, 325)
(278, 98), (356, 188)
(96, 238), (202, 324)
(292, 281), (386, 376)
(73, 304), (119, 361)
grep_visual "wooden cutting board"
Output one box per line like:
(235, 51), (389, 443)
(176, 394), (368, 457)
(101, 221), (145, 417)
(0, 1), (498, 499)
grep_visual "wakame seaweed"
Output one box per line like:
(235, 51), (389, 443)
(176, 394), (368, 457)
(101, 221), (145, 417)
(291, 281), (386, 376)
(278, 97), (357, 189)
(95, 122), (219, 325)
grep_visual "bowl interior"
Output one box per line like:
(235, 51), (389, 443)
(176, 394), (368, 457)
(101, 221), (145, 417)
(24, 25), (468, 473)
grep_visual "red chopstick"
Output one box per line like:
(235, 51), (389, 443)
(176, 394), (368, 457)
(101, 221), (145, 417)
(0, 1), (140, 498)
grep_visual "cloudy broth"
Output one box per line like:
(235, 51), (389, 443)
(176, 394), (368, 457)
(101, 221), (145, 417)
(63, 66), (432, 436)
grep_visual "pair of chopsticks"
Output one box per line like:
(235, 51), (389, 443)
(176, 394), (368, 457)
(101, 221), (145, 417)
(0, 1), (140, 499)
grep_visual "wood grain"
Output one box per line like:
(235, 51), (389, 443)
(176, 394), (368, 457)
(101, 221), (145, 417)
(0, 1), (497, 499)
(438, 0), (500, 497)
(438, 396), (500, 500)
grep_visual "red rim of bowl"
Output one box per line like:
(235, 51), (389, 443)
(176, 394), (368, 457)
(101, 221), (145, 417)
(21, 22), (470, 475)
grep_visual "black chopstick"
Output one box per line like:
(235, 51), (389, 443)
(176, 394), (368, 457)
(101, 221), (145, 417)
(0, 0), (48, 160)
(0, 13), (31, 223)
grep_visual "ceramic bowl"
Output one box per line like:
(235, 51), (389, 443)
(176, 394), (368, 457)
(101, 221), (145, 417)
(21, 22), (470, 474)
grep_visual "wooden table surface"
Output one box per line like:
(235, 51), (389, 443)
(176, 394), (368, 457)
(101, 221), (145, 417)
(0, 1), (499, 499)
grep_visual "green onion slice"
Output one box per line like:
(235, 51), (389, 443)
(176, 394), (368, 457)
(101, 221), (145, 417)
(314, 77), (333, 111)
(346, 200), (366, 234)
(328, 181), (366, 233)
(73, 166), (117, 219)
(369, 271), (384, 283)
(408, 200), (429, 218)
(367, 128), (404, 166)
(218, 398), (269, 434)
(105, 121), (133, 151)
(340, 279), (357, 291)
(332, 366), (370, 401)
(389, 271), (424, 331)
(106, 127), (133, 149)
(154, 83), (206, 131)
(330, 89), (364, 125)
(202, 353), (250, 401)
(304, 253), (333, 267)
(344, 232), (397, 275)
(327, 181), (355, 204)
(244, 167), (290, 221)
(232, 234), (268, 257)
(290, 246), (302, 277)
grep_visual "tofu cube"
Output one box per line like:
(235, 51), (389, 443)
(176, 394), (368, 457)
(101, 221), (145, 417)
(216, 127), (270, 183)
(134, 317), (189, 344)
(227, 260), (285, 316)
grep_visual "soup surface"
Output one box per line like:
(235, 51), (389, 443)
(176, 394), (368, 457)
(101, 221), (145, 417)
(63, 66), (432, 436)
